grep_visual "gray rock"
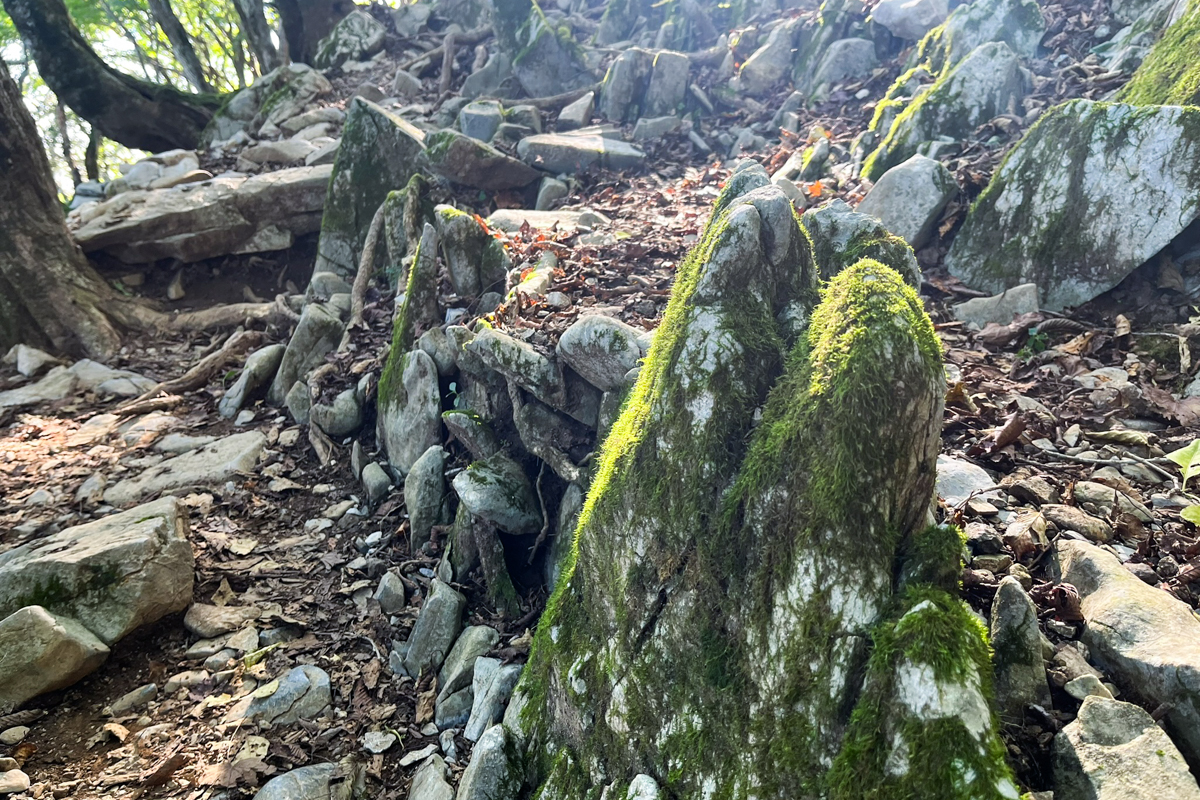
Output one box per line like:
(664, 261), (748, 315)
(314, 99), (427, 280)
(517, 134), (645, 175)
(1057, 540), (1200, 765)
(990, 576), (1051, 719)
(418, 328), (459, 377)
(3, 344), (59, 377)
(0, 769), (30, 795)
(936, 454), (995, 507)
(402, 580), (466, 677)
(809, 38), (878, 95)
(409, 754), (454, 800)
(1055, 696), (1200, 800)
(0, 365), (77, 409)
(426, 129), (542, 192)
(626, 775), (660, 800)
(0, 727), (28, 745)
(536, 177), (569, 210)
(311, 388), (363, 438)
(104, 431), (265, 506)
(219, 345), (285, 422)
(435, 205), (511, 298)
(441, 411), (501, 460)
(855, 154), (957, 249)
(459, 100), (505, 142)
(801, 199), (921, 288)
(69, 358), (157, 396)
(0, 606), (109, 709)
(314, 9), (386, 69)
(946, 100), (1200, 310)
(438, 625), (501, 700)
(242, 139), (318, 166)
(600, 48), (653, 124)
(378, 350), (442, 474)
(203, 64), (332, 143)
(280, 107), (345, 135)
(286, 381), (311, 425)
(452, 453), (541, 535)
(361, 463), (393, 506)
(461, 52), (515, 99)
(269, 303), (345, 405)
(632, 115), (681, 141)
(154, 433), (217, 455)
(487, 207), (610, 233)
(557, 91), (594, 131)
(374, 571), (407, 615)
(252, 762), (364, 800)
(464, 658), (522, 741)
(506, 104), (541, 133)
(68, 165), (331, 265)
(923, 0), (1045, 73)
(241, 665), (332, 726)
(456, 723), (519, 800)
(392, 68), (422, 97)
(738, 22), (797, 95)
(435, 686), (474, 730)
(0, 497), (193, 645)
(490, 0), (593, 97)
(393, 0), (434, 35)
(865, 42), (1030, 180)
(184, 604), (261, 638)
(872, 0), (949, 40)
(645, 51), (689, 117)
(404, 446), (446, 548)
(1065, 674), (1113, 701)
(952, 283), (1039, 329)
(107, 682), (157, 715)
(556, 314), (648, 392)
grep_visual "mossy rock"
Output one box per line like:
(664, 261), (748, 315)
(488, 0), (593, 97)
(313, 98), (428, 281)
(944, 99), (1200, 310)
(916, 0), (1044, 75)
(505, 165), (1012, 797)
(863, 41), (1030, 180)
(1118, 0), (1200, 105)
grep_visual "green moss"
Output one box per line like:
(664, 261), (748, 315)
(378, 226), (439, 406)
(1119, 0), (1200, 106)
(828, 587), (1016, 800)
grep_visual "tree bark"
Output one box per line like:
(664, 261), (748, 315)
(54, 99), (81, 186)
(274, 0), (352, 66)
(146, 0), (214, 93)
(84, 126), (100, 181)
(1, 0), (222, 152)
(232, 0), (284, 73)
(0, 60), (125, 358)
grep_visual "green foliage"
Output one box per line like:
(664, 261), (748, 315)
(1167, 439), (1200, 492)
(1182, 505), (1200, 525)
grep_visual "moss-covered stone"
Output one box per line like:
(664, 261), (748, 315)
(1118, 0), (1200, 105)
(916, 0), (1044, 75)
(944, 99), (1200, 310)
(802, 199), (921, 288)
(488, 0), (593, 97)
(435, 205), (511, 299)
(313, 98), (427, 280)
(863, 41), (1030, 180)
(504, 160), (1006, 797)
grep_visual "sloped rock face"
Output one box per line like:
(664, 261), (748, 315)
(864, 41), (1030, 179)
(488, 0), (594, 98)
(0, 606), (110, 709)
(313, 10), (386, 70)
(0, 498), (193, 646)
(1117, 0), (1200, 105)
(68, 166), (331, 264)
(510, 167), (1015, 798)
(313, 99), (427, 281)
(945, 100), (1200, 310)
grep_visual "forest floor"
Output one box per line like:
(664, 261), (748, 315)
(4, 0), (1200, 797)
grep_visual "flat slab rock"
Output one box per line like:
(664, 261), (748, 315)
(0, 497), (193, 645)
(0, 360), (155, 409)
(68, 165), (331, 264)
(516, 134), (645, 174)
(104, 431), (266, 506)
(1057, 539), (1200, 766)
(486, 208), (610, 233)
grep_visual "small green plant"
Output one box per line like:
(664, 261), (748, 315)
(1167, 439), (1200, 491)
(1016, 328), (1049, 360)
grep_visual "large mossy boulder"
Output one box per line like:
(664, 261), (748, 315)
(944, 99), (1200, 310)
(863, 41), (1030, 180)
(488, 0), (594, 98)
(313, 98), (427, 281)
(506, 166), (1017, 798)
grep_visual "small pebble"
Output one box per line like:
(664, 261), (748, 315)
(362, 730), (397, 754)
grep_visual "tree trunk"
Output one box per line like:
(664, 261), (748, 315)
(0, 60), (125, 358)
(1, 0), (222, 152)
(146, 0), (214, 93)
(84, 126), (100, 181)
(274, 0), (352, 66)
(54, 99), (81, 186)
(232, 0), (284, 73)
